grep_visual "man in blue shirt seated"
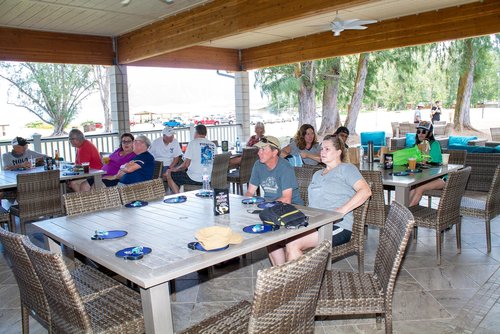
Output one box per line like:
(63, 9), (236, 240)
(115, 135), (155, 185)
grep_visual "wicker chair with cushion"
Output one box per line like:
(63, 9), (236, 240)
(0, 228), (123, 333)
(460, 165), (500, 253)
(409, 167), (471, 265)
(64, 187), (121, 216)
(184, 153), (231, 192)
(316, 202), (415, 334)
(22, 236), (144, 334)
(119, 178), (165, 204)
(331, 194), (370, 274)
(227, 148), (258, 194)
(180, 240), (331, 334)
(424, 149), (467, 207)
(152, 160), (163, 179)
(10, 170), (63, 234)
(360, 170), (389, 229)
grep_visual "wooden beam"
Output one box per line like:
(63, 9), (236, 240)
(241, 0), (500, 69)
(117, 0), (371, 64)
(128, 46), (240, 71)
(0, 27), (113, 65)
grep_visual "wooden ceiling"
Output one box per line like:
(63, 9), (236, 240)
(1, 0), (499, 70)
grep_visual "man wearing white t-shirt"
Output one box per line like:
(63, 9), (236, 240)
(149, 126), (182, 179)
(166, 124), (216, 194)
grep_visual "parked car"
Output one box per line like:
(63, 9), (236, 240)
(214, 115), (233, 124)
(163, 118), (185, 127)
(194, 117), (219, 126)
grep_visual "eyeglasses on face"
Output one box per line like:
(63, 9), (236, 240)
(416, 129), (428, 135)
(121, 140), (133, 144)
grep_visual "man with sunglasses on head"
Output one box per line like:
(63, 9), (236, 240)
(408, 121), (444, 206)
(245, 135), (303, 266)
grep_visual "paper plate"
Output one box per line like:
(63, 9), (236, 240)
(187, 241), (228, 252)
(115, 246), (152, 260)
(241, 196), (265, 204)
(243, 224), (275, 234)
(91, 230), (127, 240)
(390, 172), (410, 176)
(406, 169), (422, 173)
(195, 191), (213, 198)
(163, 196), (187, 204)
(125, 200), (148, 208)
(258, 201), (279, 209)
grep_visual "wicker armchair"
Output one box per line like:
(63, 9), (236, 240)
(1, 206), (10, 231)
(227, 148), (258, 194)
(64, 187), (121, 216)
(331, 194), (370, 274)
(409, 167), (471, 265)
(460, 165), (500, 253)
(9, 170), (63, 234)
(22, 236), (144, 334)
(424, 149), (467, 207)
(184, 153), (231, 191)
(0, 228), (123, 333)
(119, 178), (165, 204)
(316, 202), (415, 334)
(293, 165), (322, 206)
(180, 240), (331, 334)
(360, 170), (389, 229)
(152, 160), (163, 179)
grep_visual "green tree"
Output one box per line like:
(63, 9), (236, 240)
(93, 66), (111, 132)
(0, 62), (96, 136)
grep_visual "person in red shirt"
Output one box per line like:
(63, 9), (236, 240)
(68, 129), (103, 192)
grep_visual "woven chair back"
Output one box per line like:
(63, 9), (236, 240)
(119, 178), (165, 204)
(238, 148), (259, 184)
(360, 170), (386, 228)
(0, 228), (50, 329)
(247, 240), (331, 333)
(210, 153), (231, 189)
(22, 237), (93, 332)
(294, 165), (322, 206)
(443, 149), (467, 165)
(491, 127), (500, 141)
(374, 202), (414, 297)
(16, 170), (63, 222)
(436, 167), (471, 229)
(152, 160), (163, 179)
(64, 187), (121, 216)
(486, 165), (500, 218)
(350, 185), (371, 248)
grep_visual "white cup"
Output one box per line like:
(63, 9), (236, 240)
(442, 153), (450, 165)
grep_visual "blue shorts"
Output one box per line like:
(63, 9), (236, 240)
(171, 171), (202, 186)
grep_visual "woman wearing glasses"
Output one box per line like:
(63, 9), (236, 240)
(408, 121), (444, 206)
(100, 133), (137, 187)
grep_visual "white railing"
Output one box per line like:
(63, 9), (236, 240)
(0, 124), (242, 169)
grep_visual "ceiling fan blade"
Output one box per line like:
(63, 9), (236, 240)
(331, 27), (344, 36)
(345, 25), (369, 30)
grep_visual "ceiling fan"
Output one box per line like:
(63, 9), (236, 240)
(314, 12), (377, 37)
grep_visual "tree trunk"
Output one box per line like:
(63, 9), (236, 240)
(345, 53), (369, 135)
(296, 61), (316, 126)
(94, 66), (111, 132)
(319, 58), (341, 135)
(454, 39), (476, 131)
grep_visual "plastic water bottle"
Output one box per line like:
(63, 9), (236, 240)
(202, 166), (211, 192)
(235, 137), (241, 153)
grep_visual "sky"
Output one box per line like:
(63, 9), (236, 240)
(0, 66), (269, 137)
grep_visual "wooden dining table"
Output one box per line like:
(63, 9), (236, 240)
(0, 165), (105, 190)
(359, 162), (463, 205)
(33, 191), (342, 334)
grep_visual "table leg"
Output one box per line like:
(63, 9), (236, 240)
(141, 282), (173, 334)
(317, 221), (333, 270)
(394, 186), (410, 206)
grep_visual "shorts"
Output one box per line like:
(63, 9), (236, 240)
(171, 171), (202, 186)
(332, 225), (352, 247)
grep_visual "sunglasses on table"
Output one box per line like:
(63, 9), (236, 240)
(416, 129), (428, 135)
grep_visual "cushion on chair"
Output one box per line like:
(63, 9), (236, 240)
(448, 145), (500, 153)
(405, 133), (416, 148)
(448, 136), (477, 146)
(360, 131), (387, 154)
